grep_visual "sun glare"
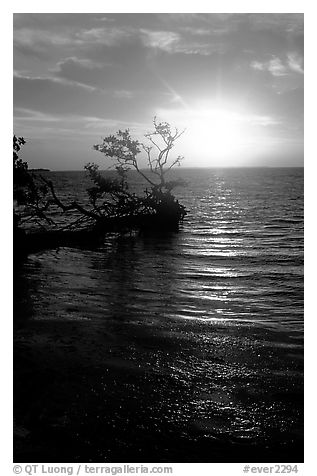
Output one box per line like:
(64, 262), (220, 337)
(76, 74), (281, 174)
(187, 109), (245, 162)
(158, 103), (272, 166)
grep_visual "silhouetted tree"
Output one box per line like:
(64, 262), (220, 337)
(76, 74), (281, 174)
(14, 119), (187, 254)
(90, 117), (187, 227)
(13, 135), (52, 229)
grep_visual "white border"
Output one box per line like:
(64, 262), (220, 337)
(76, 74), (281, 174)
(3, 2), (311, 475)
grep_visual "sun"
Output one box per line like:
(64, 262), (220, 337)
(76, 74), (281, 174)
(187, 109), (245, 162)
(157, 102), (270, 166)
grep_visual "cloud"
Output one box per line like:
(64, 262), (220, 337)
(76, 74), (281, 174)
(179, 27), (213, 36)
(14, 73), (108, 120)
(14, 107), (132, 132)
(140, 28), (224, 55)
(251, 53), (304, 77)
(251, 57), (288, 76)
(13, 73), (177, 127)
(14, 107), (62, 123)
(52, 56), (107, 90)
(14, 27), (78, 50)
(14, 71), (98, 92)
(51, 47), (163, 93)
(287, 53), (304, 74)
(55, 56), (104, 71)
(247, 13), (303, 35)
(13, 24), (134, 62)
(140, 29), (181, 52)
(76, 27), (132, 46)
(160, 13), (303, 36)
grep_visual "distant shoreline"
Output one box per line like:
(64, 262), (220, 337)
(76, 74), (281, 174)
(30, 168), (51, 172)
(44, 166), (304, 173)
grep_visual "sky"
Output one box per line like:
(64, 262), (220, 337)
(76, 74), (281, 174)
(13, 13), (304, 170)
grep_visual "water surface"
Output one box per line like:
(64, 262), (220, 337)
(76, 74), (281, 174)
(14, 168), (304, 462)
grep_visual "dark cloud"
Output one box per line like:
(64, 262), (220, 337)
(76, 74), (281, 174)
(14, 73), (176, 123)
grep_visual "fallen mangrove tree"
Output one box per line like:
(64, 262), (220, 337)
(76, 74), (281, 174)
(14, 119), (187, 256)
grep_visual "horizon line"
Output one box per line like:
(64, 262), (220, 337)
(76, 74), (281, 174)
(38, 165), (304, 172)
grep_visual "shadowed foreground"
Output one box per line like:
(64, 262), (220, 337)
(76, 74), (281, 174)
(14, 298), (303, 463)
